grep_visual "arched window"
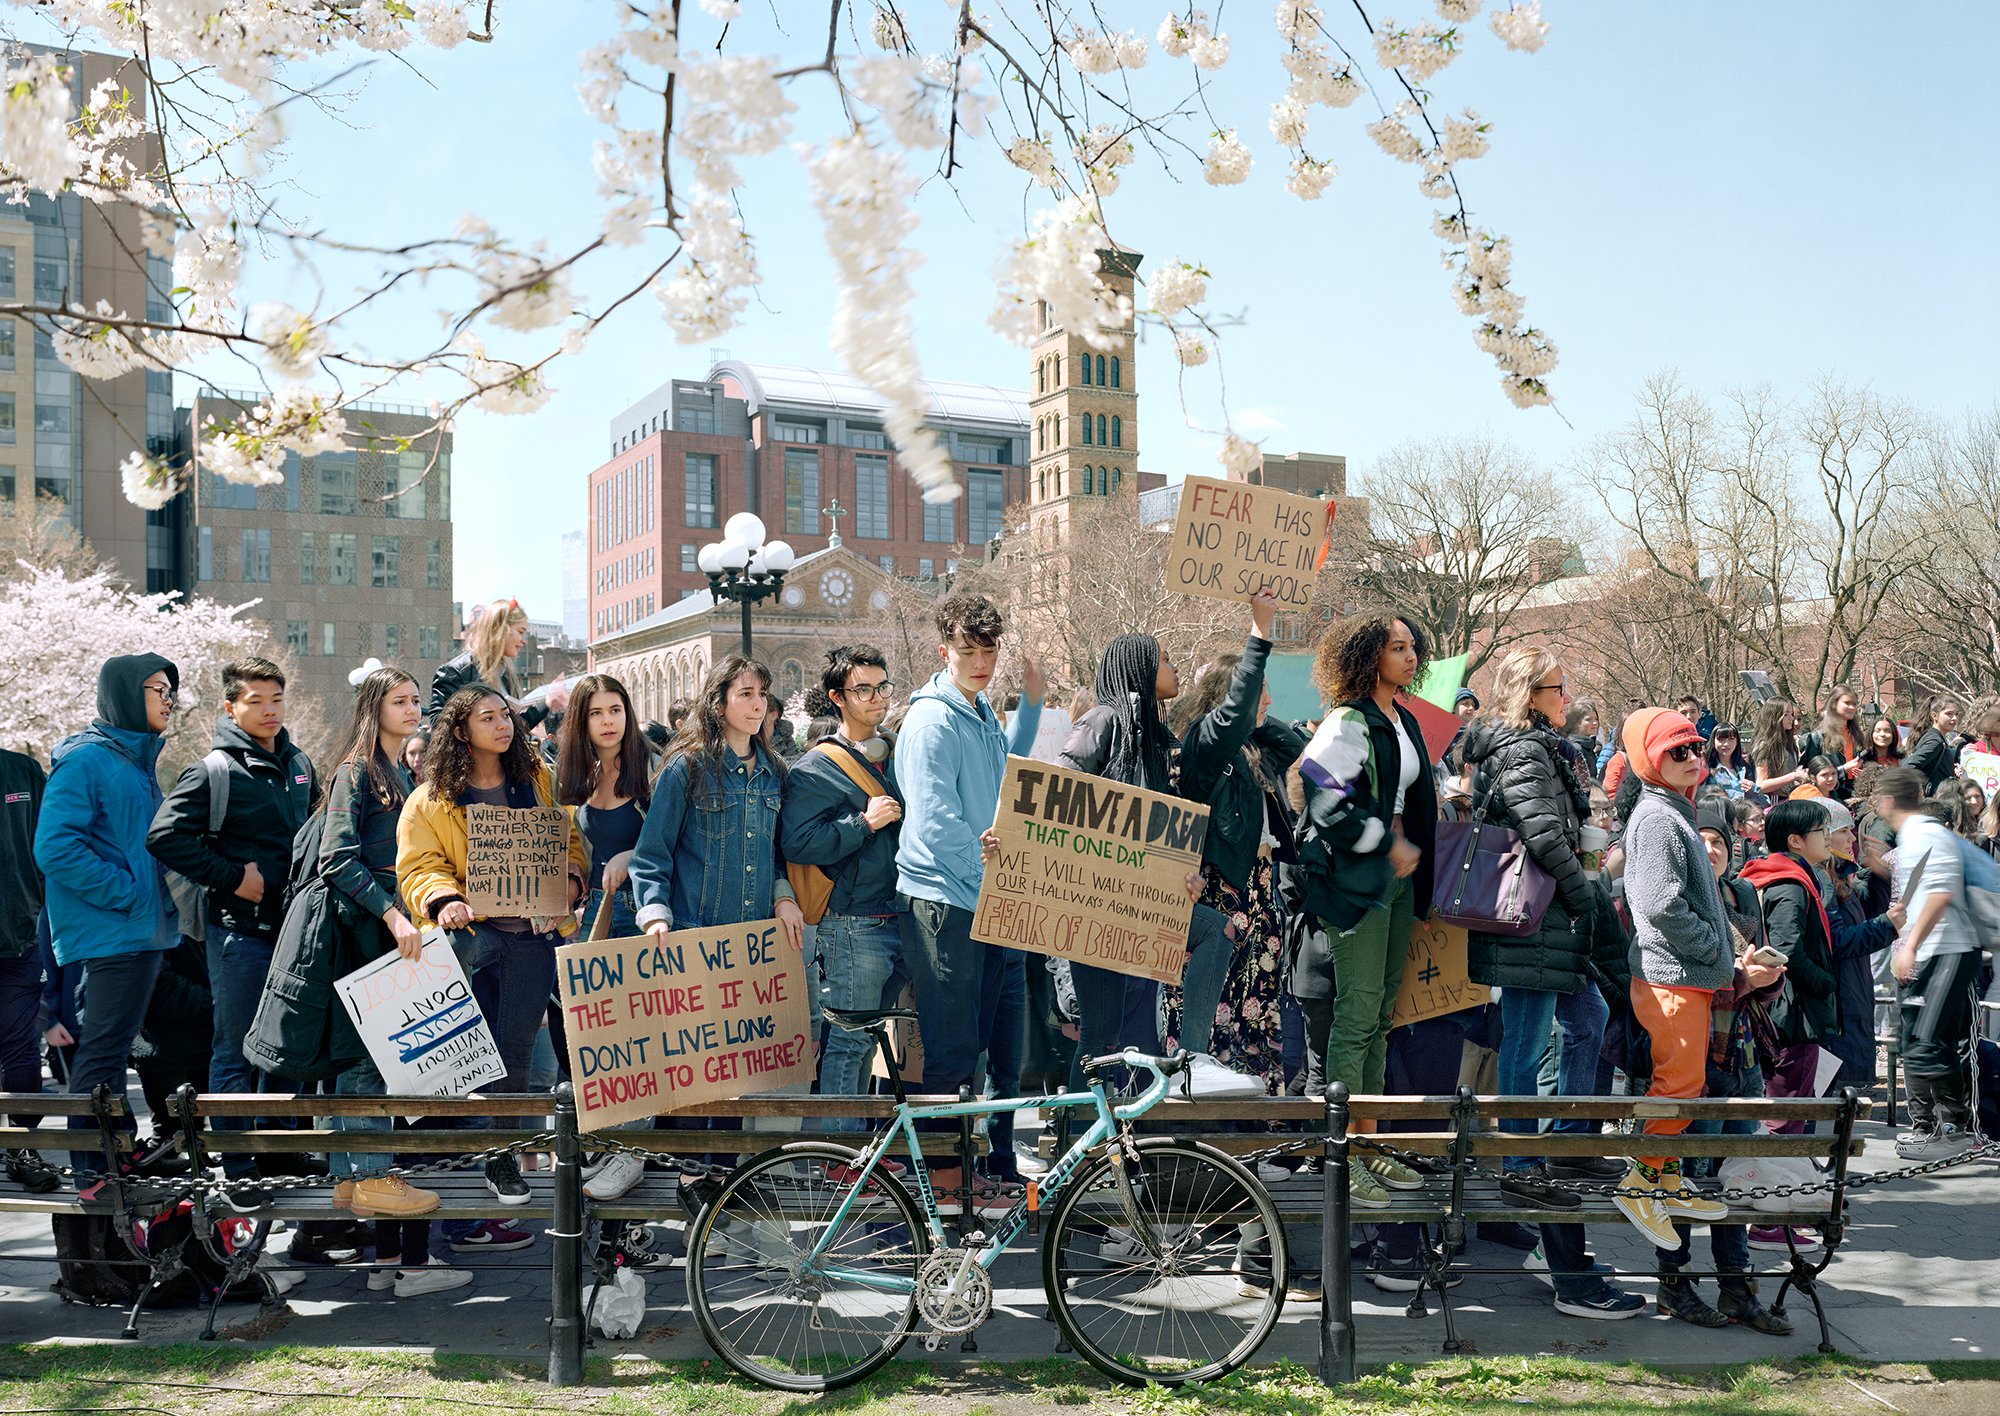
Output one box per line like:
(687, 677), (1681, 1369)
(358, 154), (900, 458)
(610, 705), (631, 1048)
(1095, 355), (1106, 385)
(1111, 356), (1121, 389)
(1053, 356), (1061, 385)
(1112, 467), (1123, 492)
(1078, 356), (1091, 387)
(1082, 416), (1092, 446)
(1096, 414), (1107, 445)
(1111, 415), (1122, 448)
(1038, 469), (1046, 499)
(1037, 360), (1046, 394)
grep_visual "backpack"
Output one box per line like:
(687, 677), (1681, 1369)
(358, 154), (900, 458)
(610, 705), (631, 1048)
(782, 742), (891, 926)
(1953, 832), (2000, 948)
(163, 749), (231, 944)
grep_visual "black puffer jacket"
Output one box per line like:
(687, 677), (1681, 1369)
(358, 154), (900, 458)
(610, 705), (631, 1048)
(1460, 716), (1599, 995)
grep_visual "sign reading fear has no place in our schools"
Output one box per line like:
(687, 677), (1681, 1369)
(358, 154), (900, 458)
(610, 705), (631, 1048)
(555, 918), (813, 1130)
(1167, 475), (1333, 609)
(465, 803), (570, 917)
(973, 756), (1210, 986)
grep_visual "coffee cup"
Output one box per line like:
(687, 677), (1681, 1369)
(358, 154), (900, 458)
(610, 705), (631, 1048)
(1578, 824), (1610, 879)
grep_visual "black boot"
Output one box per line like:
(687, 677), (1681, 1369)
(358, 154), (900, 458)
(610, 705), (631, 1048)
(1717, 1269), (1792, 1335)
(1656, 1265), (1728, 1327)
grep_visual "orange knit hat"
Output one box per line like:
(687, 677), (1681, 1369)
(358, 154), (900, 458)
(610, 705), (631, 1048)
(1621, 707), (1705, 799)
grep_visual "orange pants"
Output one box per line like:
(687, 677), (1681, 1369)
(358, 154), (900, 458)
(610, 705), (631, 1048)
(1629, 980), (1713, 1171)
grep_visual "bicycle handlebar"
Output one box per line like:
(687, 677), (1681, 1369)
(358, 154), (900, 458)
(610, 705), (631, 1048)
(1080, 1048), (1188, 1119)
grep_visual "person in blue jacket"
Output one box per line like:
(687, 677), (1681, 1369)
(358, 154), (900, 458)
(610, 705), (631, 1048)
(33, 653), (180, 1185)
(893, 592), (1041, 1218)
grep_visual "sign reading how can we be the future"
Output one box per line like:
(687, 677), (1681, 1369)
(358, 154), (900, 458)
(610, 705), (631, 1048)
(972, 757), (1210, 985)
(555, 918), (813, 1130)
(1167, 475), (1333, 609)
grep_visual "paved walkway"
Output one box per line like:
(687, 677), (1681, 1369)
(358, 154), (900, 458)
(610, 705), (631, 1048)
(4, 1117), (1996, 1370)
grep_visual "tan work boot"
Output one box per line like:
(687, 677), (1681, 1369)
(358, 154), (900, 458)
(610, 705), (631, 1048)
(351, 1175), (442, 1218)
(1612, 1164), (1681, 1249)
(332, 1180), (354, 1210)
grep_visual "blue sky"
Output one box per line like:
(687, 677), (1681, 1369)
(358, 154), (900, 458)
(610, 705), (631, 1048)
(48, 2), (2000, 615)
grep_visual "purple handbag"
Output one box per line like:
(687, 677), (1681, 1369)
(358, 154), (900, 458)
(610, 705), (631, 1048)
(1430, 774), (1557, 937)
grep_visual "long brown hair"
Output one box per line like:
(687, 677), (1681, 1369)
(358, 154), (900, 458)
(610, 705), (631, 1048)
(1816, 684), (1858, 753)
(427, 686), (540, 803)
(334, 665), (419, 808)
(556, 673), (652, 808)
(1859, 713), (1902, 766)
(1311, 610), (1428, 708)
(1169, 653), (1241, 738)
(666, 655), (787, 807)
(1750, 699), (1799, 776)
(466, 597), (527, 689)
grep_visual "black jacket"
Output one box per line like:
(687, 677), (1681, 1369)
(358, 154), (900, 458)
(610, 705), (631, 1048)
(0, 748), (45, 958)
(1295, 696), (1437, 937)
(1752, 861), (1839, 1046)
(135, 934), (212, 1070)
(1059, 706), (1174, 794)
(148, 718), (318, 940)
(1459, 717), (1600, 995)
(1904, 728), (1955, 793)
(778, 741), (903, 918)
(426, 652), (548, 730)
(1177, 636), (1280, 890)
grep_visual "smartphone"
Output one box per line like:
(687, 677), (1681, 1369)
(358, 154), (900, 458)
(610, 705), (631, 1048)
(1747, 944), (1787, 968)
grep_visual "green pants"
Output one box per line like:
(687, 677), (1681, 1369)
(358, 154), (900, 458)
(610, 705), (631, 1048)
(1326, 875), (1416, 1096)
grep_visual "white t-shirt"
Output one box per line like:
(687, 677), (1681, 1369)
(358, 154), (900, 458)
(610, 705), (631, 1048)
(1892, 814), (1978, 963)
(1391, 716), (1421, 817)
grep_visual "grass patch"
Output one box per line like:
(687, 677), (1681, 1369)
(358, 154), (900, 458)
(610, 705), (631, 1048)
(5, 1347), (2000, 1415)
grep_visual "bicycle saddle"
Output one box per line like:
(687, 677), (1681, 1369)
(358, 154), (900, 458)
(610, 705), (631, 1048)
(823, 1006), (919, 1030)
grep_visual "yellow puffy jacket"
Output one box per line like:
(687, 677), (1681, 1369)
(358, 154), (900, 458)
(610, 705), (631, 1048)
(396, 763), (590, 936)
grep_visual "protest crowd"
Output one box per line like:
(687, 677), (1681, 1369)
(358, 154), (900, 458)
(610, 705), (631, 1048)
(3, 581), (1997, 1330)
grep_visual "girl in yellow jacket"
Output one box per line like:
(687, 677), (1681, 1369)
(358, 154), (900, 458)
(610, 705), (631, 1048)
(396, 686), (589, 1206)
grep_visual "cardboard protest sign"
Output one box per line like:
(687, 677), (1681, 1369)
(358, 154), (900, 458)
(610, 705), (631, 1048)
(336, 938), (506, 1096)
(1392, 917), (1480, 1028)
(869, 984), (926, 1087)
(465, 803), (569, 916)
(555, 918), (813, 1130)
(1961, 748), (2000, 800)
(1028, 707), (1074, 765)
(972, 756), (1209, 984)
(1167, 475), (1332, 608)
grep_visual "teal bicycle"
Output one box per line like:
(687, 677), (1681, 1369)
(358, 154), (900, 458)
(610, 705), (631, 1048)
(686, 1006), (1289, 1392)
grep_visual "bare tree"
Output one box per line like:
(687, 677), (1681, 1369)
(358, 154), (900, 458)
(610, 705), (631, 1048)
(1877, 405), (2000, 697)
(1322, 436), (1577, 679)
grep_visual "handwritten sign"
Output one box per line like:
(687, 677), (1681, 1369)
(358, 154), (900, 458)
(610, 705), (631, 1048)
(972, 756), (1209, 984)
(465, 803), (569, 917)
(335, 939), (506, 1097)
(869, 985), (926, 1088)
(555, 918), (813, 1130)
(1392, 917), (1480, 1028)
(1167, 475), (1331, 608)
(1962, 748), (2000, 800)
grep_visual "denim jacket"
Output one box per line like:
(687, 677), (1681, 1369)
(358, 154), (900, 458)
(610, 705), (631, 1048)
(631, 745), (795, 931)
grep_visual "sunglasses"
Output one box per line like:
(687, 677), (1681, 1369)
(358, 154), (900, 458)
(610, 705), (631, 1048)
(1664, 743), (1702, 762)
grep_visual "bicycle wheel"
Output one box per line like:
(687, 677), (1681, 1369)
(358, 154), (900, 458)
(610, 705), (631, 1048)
(687, 1141), (929, 1392)
(1042, 1137), (1287, 1387)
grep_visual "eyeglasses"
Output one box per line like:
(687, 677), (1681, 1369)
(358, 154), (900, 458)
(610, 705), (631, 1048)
(1664, 743), (1702, 762)
(144, 684), (178, 706)
(1533, 681), (1569, 696)
(838, 682), (895, 701)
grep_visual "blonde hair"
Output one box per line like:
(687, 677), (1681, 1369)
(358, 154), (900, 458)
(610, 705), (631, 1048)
(1488, 645), (1562, 731)
(467, 598), (528, 687)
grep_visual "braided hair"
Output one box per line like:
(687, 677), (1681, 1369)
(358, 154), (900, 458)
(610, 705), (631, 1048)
(1094, 633), (1172, 790)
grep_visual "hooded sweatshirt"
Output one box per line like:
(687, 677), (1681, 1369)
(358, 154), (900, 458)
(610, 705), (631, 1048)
(1619, 708), (1733, 992)
(0, 747), (46, 958)
(33, 653), (181, 966)
(894, 669), (1041, 913)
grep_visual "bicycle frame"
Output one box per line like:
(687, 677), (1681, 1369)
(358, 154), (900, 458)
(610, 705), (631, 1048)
(797, 1050), (1177, 1295)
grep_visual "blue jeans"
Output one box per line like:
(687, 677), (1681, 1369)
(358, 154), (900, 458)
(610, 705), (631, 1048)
(0, 953), (44, 1125)
(1067, 963), (1160, 1092)
(1496, 982), (1608, 1173)
(66, 951), (164, 1167)
(454, 925), (557, 1110)
(814, 913), (908, 1131)
(1656, 1059), (1760, 1272)
(334, 1058), (390, 1180)
(582, 888), (638, 941)
(1179, 905), (1233, 1055)
(985, 953), (1026, 1174)
(208, 928), (276, 1178)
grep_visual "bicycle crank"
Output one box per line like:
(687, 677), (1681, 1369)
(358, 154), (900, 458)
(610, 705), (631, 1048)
(916, 1250), (993, 1337)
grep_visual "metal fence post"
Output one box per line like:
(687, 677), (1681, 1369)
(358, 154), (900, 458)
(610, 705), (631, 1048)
(547, 1083), (586, 1387)
(1318, 1082), (1355, 1387)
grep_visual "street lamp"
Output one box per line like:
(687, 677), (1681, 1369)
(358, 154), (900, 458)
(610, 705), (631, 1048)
(697, 511), (796, 659)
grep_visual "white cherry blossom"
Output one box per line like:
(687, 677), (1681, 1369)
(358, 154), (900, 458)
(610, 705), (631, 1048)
(1148, 262), (1210, 316)
(251, 303), (329, 380)
(1191, 33), (1231, 70)
(1287, 156), (1337, 200)
(1219, 434), (1263, 478)
(1203, 130), (1253, 185)
(1174, 330), (1212, 366)
(0, 54), (79, 195)
(1491, 2), (1549, 52)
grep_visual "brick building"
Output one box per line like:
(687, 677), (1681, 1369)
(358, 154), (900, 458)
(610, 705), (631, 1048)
(586, 359), (1035, 644)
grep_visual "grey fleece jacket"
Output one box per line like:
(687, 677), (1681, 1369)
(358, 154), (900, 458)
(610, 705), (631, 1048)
(1623, 784), (1733, 992)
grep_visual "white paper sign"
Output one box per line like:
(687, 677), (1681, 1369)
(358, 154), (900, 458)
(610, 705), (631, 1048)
(336, 938), (507, 1096)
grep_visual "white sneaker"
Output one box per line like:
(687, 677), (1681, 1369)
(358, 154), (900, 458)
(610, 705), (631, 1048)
(1255, 1160), (1293, 1184)
(584, 1152), (647, 1202)
(1181, 1051), (1266, 1100)
(257, 1258), (304, 1296)
(394, 1258), (473, 1297)
(367, 1266), (397, 1292)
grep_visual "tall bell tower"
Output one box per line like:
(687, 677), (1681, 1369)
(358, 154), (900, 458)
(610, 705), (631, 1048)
(1027, 248), (1141, 538)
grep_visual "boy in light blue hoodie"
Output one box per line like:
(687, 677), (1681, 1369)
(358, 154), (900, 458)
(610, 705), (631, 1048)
(895, 593), (1040, 1215)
